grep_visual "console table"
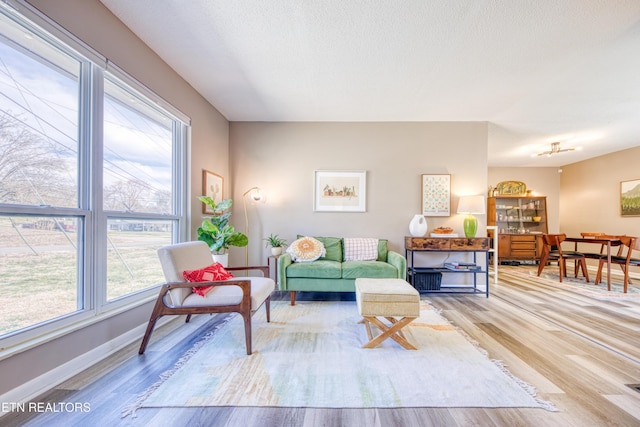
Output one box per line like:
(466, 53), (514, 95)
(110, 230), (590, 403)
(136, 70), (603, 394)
(405, 236), (490, 297)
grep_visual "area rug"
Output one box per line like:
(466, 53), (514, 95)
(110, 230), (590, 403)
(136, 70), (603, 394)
(500, 265), (640, 300)
(124, 301), (555, 417)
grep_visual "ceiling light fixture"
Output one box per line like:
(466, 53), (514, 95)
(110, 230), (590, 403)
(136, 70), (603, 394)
(537, 142), (575, 157)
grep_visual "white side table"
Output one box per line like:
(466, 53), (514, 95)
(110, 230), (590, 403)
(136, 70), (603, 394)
(487, 225), (498, 284)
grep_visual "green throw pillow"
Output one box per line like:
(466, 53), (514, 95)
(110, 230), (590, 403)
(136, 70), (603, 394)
(377, 239), (388, 262)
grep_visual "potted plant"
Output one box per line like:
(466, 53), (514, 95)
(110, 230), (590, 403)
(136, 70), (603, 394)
(263, 233), (287, 256)
(197, 196), (248, 266)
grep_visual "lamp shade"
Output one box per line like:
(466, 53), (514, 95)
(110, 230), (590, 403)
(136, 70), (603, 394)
(457, 195), (485, 215)
(244, 186), (266, 203)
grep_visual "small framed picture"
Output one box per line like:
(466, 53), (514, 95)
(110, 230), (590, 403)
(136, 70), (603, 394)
(202, 170), (223, 213)
(621, 179), (640, 216)
(421, 174), (451, 216)
(314, 170), (366, 212)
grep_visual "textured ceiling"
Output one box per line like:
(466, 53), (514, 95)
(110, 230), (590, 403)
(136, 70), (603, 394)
(99, 0), (640, 167)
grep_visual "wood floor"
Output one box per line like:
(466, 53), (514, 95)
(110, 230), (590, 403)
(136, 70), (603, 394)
(3, 266), (640, 427)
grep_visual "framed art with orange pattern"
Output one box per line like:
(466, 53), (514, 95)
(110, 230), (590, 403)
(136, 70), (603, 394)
(421, 174), (450, 216)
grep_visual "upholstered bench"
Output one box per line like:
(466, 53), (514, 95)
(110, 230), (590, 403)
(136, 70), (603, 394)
(355, 278), (420, 350)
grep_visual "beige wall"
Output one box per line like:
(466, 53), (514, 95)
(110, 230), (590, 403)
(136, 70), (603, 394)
(229, 122), (489, 266)
(488, 167), (561, 233)
(560, 146), (640, 237)
(0, 0), (229, 398)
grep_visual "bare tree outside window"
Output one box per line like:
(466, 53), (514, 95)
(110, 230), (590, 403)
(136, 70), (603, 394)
(104, 179), (149, 212)
(0, 113), (75, 207)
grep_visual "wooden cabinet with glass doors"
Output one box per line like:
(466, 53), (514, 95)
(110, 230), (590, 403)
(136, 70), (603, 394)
(487, 196), (548, 262)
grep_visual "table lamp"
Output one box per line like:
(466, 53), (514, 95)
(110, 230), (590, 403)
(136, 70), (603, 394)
(457, 195), (485, 238)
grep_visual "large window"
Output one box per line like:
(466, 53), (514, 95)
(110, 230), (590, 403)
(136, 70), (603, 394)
(0, 5), (188, 341)
(103, 75), (176, 300)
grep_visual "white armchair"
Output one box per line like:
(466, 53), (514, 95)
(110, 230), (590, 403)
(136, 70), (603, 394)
(138, 241), (275, 355)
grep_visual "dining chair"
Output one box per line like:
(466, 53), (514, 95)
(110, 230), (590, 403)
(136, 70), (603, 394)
(594, 236), (639, 293)
(138, 241), (275, 355)
(537, 233), (589, 282)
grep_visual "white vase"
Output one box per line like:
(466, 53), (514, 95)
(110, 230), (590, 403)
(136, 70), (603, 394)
(271, 246), (283, 256)
(409, 214), (428, 237)
(211, 253), (229, 267)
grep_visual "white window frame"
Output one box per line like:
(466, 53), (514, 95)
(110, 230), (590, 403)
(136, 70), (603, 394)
(0, 1), (190, 353)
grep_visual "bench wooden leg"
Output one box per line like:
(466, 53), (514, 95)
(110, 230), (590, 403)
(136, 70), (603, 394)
(361, 316), (417, 350)
(359, 318), (374, 341)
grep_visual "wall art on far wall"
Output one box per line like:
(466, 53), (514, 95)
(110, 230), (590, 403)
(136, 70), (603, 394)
(202, 169), (224, 214)
(314, 170), (366, 212)
(621, 178), (640, 216)
(421, 174), (451, 216)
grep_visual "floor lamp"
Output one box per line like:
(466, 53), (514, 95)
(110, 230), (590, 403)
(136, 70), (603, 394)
(243, 186), (266, 266)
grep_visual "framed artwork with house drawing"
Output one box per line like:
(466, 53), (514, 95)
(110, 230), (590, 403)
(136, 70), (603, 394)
(202, 170), (223, 213)
(314, 170), (366, 212)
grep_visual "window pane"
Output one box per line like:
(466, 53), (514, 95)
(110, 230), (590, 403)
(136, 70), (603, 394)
(0, 215), (81, 337)
(0, 14), (80, 207)
(103, 76), (173, 214)
(106, 218), (172, 301)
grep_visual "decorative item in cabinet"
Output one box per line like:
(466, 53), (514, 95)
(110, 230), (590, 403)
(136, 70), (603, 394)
(495, 181), (526, 196)
(488, 195), (548, 262)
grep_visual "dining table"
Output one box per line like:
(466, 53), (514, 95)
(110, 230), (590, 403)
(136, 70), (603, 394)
(564, 236), (623, 290)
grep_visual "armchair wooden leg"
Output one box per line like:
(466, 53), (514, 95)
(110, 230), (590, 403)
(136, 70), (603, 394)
(265, 296), (271, 322)
(139, 292), (168, 355)
(242, 312), (252, 355)
(139, 316), (159, 355)
(290, 291), (296, 306)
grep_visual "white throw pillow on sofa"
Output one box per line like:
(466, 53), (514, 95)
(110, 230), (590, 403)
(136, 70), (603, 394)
(287, 236), (326, 262)
(344, 238), (379, 261)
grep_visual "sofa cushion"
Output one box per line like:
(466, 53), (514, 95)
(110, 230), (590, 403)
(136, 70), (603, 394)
(287, 236), (326, 262)
(342, 260), (398, 279)
(344, 238), (379, 261)
(286, 260), (342, 279)
(298, 235), (343, 262)
(181, 276), (274, 310)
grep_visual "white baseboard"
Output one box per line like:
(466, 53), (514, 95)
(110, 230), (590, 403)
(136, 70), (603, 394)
(0, 317), (175, 415)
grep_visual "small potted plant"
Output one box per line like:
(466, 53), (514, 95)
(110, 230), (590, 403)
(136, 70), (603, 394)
(197, 196), (248, 266)
(263, 233), (287, 256)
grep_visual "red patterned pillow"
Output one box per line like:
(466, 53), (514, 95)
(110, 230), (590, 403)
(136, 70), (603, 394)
(183, 263), (234, 296)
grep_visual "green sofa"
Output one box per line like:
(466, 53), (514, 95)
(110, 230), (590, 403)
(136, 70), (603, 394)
(277, 236), (406, 305)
